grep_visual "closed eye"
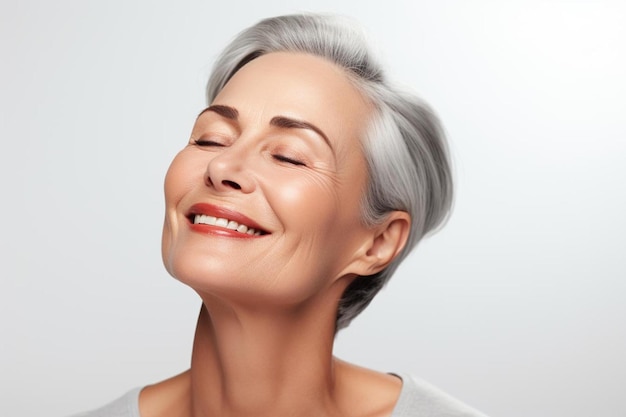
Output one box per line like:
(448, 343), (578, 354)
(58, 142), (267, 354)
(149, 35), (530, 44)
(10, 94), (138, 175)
(272, 154), (306, 166)
(194, 139), (225, 147)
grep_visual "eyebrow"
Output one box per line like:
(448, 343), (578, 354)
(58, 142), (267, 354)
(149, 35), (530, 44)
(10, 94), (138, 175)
(269, 116), (332, 150)
(198, 104), (332, 150)
(198, 104), (239, 120)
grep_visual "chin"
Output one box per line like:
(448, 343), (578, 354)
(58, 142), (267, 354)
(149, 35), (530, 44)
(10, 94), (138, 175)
(168, 256), (328, 311)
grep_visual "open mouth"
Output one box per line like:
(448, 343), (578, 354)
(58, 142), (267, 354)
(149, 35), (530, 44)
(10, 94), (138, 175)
(189, 214), (268, 236)
(185, 203), (270, 237)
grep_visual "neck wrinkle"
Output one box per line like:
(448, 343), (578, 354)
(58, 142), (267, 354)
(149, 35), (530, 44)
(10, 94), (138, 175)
(188, 292), (342, 417)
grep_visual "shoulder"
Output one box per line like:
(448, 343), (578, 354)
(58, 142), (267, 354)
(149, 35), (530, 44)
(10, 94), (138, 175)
(70, 371), (190, 417)
(391, 373), (489, 417)
(68, 387), (142, 417)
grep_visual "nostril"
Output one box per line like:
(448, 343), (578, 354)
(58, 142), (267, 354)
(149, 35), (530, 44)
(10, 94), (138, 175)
(222, 180), (241, 190)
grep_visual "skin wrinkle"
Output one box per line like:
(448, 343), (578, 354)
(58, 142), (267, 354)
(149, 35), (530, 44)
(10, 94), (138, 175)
(200, 105), (334, 151)
(264, 170), (346, 293)
(260, 158), (351, 293)
(137, 11), (457, 415)
(198, 104), (334, 153)
(197, 110), (337, 167)
(167, 53), (369, 301)
(155, 52), (407, 417)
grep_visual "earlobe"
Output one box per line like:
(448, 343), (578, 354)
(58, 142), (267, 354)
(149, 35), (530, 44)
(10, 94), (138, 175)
(349, 211), (411, 277)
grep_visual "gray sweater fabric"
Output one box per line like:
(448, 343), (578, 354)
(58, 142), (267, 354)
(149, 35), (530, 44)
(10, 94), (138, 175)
(72, 374), (487, 417)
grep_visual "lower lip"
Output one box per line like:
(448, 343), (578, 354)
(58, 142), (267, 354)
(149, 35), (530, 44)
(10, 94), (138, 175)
(188, 222), (264, 239)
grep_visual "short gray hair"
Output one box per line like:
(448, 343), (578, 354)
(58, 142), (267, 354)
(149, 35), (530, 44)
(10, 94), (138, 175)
(206, 13), (453, 331)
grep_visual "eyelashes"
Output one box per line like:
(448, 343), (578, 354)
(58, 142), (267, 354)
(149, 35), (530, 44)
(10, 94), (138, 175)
(192, 138), (307, 167)
(193, 139), (225, 147)
(272, 154), (306, 166)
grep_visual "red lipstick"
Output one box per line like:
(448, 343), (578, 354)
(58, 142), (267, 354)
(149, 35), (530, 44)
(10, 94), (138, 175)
(186, 203), (268, 238)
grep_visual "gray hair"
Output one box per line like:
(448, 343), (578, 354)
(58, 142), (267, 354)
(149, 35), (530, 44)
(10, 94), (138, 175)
(206, 14), (453, 331)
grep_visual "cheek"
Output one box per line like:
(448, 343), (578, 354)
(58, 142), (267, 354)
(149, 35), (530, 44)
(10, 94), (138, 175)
(265, 169), (365, 272)
(164, 151), (197, 205)
(161, 150), (199, 268)
(270, 170), (342, 232)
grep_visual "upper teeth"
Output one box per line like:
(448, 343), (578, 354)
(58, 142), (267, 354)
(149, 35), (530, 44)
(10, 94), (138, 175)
(193, 214), (262, 236)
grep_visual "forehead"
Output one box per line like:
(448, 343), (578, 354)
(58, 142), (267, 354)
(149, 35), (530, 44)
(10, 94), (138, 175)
(213, 52), (373, 150)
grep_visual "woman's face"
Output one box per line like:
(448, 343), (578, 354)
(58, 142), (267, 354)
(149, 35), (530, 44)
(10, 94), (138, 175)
(162, 52), (375, 306)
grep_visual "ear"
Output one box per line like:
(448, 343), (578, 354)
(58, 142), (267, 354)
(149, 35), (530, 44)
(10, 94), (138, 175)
(347, 211), (411, 277)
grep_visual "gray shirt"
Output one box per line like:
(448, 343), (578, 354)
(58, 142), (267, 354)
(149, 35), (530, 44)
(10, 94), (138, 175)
(73, 374), (488, 417)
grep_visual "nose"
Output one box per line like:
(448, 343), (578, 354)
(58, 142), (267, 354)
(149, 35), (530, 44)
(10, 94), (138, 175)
(204, 145), (255, 194)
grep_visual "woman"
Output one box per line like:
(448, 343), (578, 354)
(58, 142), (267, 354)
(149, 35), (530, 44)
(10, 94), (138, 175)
(76, 13), (486, 417)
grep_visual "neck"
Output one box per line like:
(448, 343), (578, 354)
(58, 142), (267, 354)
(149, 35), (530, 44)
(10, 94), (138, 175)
(189, 289), (344, 417)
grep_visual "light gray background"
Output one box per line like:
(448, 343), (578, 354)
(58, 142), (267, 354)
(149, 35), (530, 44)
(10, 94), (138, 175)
(1, 1), (625, 416)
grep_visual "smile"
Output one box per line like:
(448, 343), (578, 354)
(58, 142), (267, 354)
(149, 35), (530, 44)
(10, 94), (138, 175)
(193, 214), (263, 236)
(186, 203), (269, 237)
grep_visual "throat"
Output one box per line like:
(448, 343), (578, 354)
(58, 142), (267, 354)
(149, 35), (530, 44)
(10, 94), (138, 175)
(188, 301), (338, 417)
